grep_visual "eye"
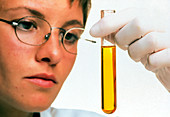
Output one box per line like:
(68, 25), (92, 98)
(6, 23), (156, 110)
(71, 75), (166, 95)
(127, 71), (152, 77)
(17, 20), (37, 31)
(64, 32), (79, 44)
(59, 29), (79, 44)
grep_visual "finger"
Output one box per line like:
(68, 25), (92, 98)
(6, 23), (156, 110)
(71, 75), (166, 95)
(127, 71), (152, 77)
(128, 32), (170, 62)
(155, 68), (170, 92)
(149, 48), (170, 71)
(89, 8), (138, 37)
(140, 54), (157, 72)
(115, 15), (166, 50)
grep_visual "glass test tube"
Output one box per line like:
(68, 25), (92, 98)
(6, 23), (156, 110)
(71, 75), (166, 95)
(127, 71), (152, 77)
(101, 10), (116, 114)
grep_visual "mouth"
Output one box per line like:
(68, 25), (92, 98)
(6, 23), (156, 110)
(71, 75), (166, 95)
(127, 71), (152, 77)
(24, 73), (58, 88)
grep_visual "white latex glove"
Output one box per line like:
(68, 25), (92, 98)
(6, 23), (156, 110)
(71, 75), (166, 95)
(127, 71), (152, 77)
(90, 8), (170, 92)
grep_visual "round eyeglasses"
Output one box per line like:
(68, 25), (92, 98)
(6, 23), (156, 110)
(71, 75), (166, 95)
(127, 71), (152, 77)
(0, 16), (91, 55)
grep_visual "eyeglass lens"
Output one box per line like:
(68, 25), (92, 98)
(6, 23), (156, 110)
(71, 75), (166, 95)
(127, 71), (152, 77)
(15, 16), (84, 54)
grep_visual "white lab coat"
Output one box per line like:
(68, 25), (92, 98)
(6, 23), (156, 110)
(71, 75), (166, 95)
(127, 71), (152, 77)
(40, 107), (106, 117)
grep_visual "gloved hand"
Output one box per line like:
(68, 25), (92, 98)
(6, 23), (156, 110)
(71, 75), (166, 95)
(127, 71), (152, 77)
(90, 8), (170, 92)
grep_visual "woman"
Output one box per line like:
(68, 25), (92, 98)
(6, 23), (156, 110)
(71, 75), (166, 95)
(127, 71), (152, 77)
(0, 0), (104, 117)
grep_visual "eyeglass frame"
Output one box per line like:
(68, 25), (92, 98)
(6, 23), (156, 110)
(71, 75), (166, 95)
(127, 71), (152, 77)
(0, 16), (95, 55)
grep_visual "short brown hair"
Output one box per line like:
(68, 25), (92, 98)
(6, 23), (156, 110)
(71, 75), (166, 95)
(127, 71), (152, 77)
(79, 0), (91, 26)
(71, 0), (91, 26)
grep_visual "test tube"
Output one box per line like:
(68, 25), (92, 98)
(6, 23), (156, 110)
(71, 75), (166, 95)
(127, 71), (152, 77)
(101, 10), (116, 114)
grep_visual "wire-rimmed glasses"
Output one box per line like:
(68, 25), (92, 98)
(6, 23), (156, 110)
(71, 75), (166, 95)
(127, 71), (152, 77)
(0, 16), (94, 54)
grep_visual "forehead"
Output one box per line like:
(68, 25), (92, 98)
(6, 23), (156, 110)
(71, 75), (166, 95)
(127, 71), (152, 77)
(0, 0), (75, 8)
(0, 0), (82, 19)
(0, 0), (83, 26)
(0, 0), (80, 13)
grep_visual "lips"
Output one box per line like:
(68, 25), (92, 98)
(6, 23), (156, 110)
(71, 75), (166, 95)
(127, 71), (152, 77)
(24, 73), (58, 88)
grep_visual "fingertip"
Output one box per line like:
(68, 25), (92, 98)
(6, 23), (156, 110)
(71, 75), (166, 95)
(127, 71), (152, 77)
(90, 15), (118, 37)
(90, 19), (110, 37)
(89, 23), (101, 37)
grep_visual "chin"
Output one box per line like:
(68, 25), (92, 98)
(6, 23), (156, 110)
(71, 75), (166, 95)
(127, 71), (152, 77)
(13, 95), (55, 113)
(29, 105), (51, 112)
(17, 101), (52, 113)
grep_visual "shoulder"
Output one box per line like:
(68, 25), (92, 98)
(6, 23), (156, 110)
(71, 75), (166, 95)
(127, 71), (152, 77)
(40, 107), (106, 117)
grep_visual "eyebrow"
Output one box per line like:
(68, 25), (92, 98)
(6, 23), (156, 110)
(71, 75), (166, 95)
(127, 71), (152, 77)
(5, 7), (45, 18)
(62, 20), (84, 28)
(5, 6), (83, 27)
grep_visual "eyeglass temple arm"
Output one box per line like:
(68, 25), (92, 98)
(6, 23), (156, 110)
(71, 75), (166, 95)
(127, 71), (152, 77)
(0, 19), (18, 26)
(85, 39), (96, 43)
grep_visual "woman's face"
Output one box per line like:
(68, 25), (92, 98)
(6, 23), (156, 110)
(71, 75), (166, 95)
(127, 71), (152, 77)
(0, 0), (83, 112)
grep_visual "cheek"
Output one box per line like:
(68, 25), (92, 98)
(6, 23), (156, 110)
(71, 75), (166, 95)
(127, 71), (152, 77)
(0, 24), (35, 55)
(58, 54), (76, 82)
(0, 24), (32, 53)
(66, 54), (76, 69)
(0, 26), (35, 80)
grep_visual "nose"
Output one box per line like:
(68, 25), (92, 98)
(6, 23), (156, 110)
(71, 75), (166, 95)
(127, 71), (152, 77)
(35, 30), (63, 66)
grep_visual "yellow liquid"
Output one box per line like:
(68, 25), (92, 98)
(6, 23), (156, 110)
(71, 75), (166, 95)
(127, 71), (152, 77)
(101, 46), (116, 114)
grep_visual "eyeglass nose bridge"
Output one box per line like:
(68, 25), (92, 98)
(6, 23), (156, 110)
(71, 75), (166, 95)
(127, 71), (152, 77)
(44, 27), (64, 44)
